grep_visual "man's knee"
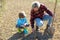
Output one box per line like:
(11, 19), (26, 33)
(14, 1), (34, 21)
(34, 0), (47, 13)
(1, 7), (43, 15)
(36, 21), (43, 27)
(37, 23), (43, 27)
(35, 18), (43, 27)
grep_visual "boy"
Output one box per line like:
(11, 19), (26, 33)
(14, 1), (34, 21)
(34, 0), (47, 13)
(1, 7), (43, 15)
(30, 1), (53, 32)
(16, 11), (29, 34)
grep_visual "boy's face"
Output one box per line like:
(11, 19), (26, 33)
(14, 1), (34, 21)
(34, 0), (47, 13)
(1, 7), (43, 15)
(33, 7), (38, 12)
(19, 15), (24, 18)
(19, 13), (25, 18)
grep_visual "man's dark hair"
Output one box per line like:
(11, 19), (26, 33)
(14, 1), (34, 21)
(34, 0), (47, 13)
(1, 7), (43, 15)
(32, 3), (39, 8)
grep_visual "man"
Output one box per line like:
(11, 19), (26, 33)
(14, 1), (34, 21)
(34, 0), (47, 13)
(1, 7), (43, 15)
(30, 1), (53, 32)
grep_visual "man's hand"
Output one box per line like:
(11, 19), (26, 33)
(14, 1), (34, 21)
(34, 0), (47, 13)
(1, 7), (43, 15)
(32, 28), (35, 33)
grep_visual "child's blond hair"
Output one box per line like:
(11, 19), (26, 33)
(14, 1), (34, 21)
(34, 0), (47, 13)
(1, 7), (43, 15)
(19, 11), (26, 18)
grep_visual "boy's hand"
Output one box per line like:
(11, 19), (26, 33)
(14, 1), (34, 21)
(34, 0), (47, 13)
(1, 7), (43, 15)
(24, 23), (29, 27)
(24, 23), (27, 26)
(24, 23), (28, 26)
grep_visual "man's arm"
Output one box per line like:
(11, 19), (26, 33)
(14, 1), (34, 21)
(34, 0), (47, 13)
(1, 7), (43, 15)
(30, 10), (34, 28)
(43, 5), (53, 17)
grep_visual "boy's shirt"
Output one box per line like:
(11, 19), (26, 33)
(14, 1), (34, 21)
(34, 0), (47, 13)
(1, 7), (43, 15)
(30, 4), (53, 28)
(16, 17), (27, 26)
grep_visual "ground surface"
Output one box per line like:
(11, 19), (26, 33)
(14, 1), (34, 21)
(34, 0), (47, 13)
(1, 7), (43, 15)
(0, 0), (60, 40)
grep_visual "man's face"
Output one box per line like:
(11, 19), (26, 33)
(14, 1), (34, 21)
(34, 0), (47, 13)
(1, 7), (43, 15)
(33, 7), (38, 12)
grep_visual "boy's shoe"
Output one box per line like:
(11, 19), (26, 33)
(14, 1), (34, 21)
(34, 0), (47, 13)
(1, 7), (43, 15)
(18, 28), (23, 33)
(23, 28), (28, 34)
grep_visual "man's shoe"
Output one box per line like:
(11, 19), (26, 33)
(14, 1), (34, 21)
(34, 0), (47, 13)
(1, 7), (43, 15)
(36, 26), (40, 31)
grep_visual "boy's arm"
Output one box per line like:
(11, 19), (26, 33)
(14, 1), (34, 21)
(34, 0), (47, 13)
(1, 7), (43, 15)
(16, 19), (19, 25)
(25, 18), (28, 23)
(24, 18), (29, 25)
(43, 5), (53, 17)
(16, 19), (21, 27)
(17, 19), (25, 27)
